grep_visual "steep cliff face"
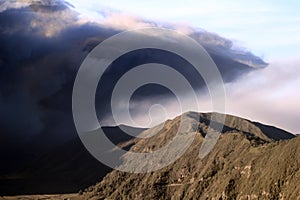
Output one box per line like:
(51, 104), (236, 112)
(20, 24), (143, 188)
(79, 112), (299, 200)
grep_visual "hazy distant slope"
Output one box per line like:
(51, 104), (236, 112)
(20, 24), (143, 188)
(200, 113), (295, 141)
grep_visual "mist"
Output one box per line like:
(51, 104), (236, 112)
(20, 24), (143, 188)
(127, 59), (300, 134)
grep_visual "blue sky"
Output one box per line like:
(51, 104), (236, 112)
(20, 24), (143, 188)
(67, 0), (300, 61)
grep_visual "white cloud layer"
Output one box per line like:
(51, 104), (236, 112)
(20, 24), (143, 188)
(114, 59), (300, 134)
(224, 59), (300, 134)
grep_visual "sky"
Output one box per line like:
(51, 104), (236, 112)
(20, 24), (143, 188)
(66, 0), (300, 61)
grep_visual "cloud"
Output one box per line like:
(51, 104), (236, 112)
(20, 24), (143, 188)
(0, 1), (268, 153)
(223, 59), (300, 134)
(0, 0), (30, 12)
(0, 3), (110, 146)
(122, 59), (300, 135)
(66, 0), (300, 60)
(95, 12), (157, 30)
(0, 0), (88, 38)
(69, 6), (268, 68)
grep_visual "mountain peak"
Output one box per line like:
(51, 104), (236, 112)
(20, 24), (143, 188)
(117, 112), (295, 160)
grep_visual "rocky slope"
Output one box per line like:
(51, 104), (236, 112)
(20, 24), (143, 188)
(78, 112), (299, 200)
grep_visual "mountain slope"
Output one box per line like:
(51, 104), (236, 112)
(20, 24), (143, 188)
(78, 112), (298, 200)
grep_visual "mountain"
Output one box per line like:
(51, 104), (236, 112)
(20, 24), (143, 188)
(1, 1), (293, 199)
(0, 125), (146, 195)
(76, 112), (299, 200)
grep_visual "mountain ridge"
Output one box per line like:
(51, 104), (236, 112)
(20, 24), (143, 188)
(77, 112), (299, 200)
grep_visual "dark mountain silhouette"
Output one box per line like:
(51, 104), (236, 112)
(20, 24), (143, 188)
(0, 125), (146, 195)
